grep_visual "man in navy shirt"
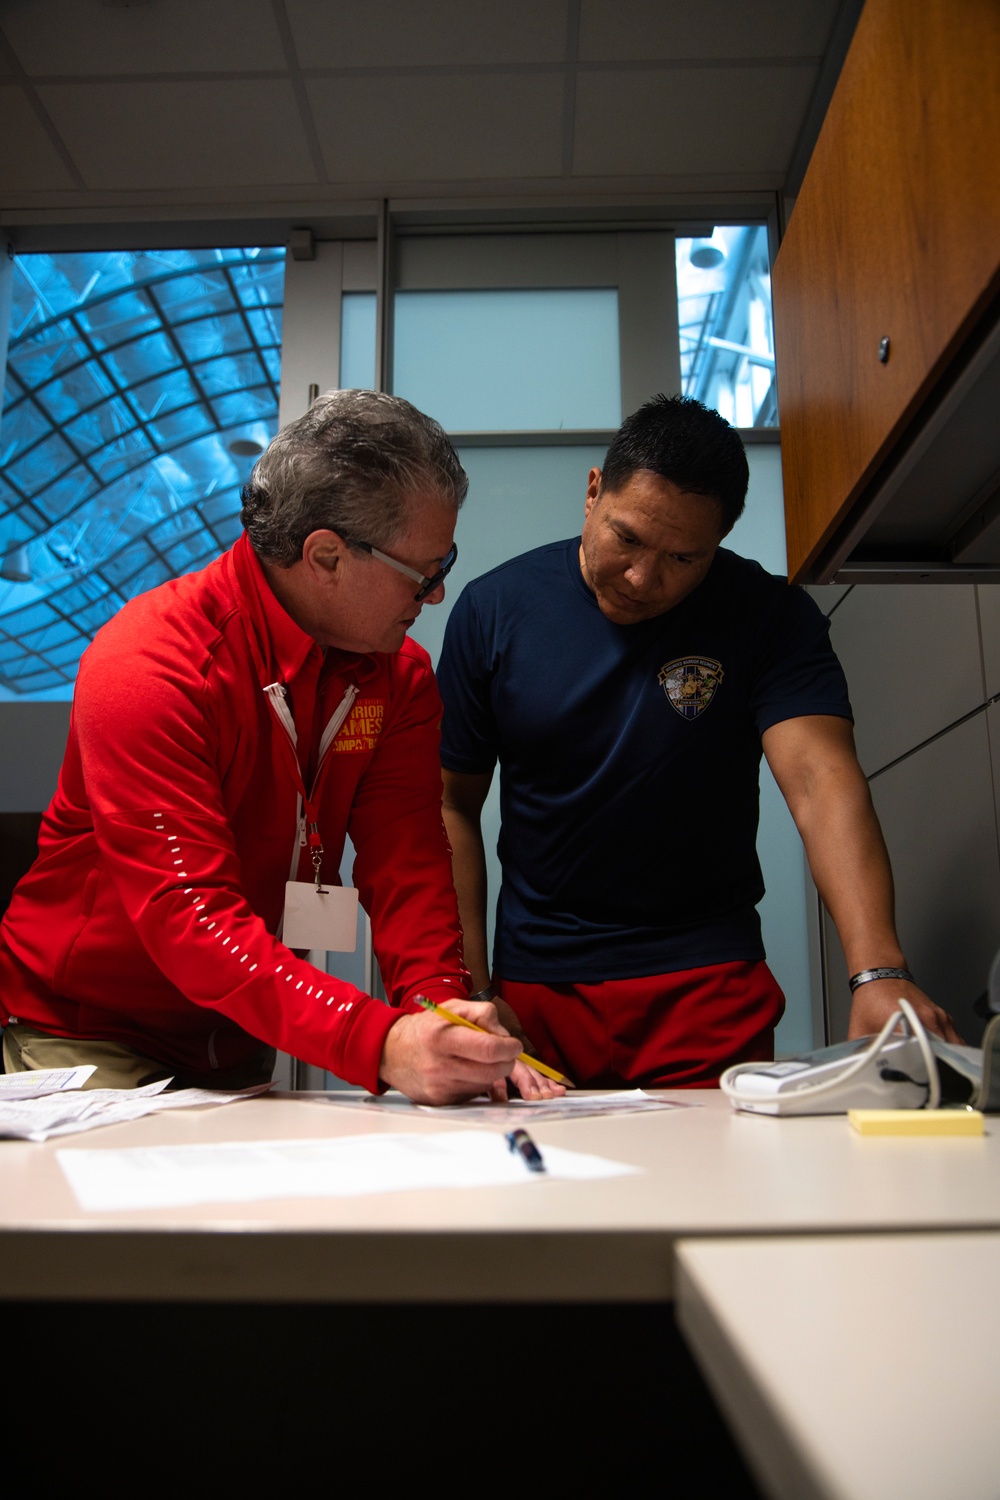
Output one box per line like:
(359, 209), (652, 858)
(437, 396), (958, 1088)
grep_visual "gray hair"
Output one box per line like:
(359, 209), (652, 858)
(240, 389), (468, 566)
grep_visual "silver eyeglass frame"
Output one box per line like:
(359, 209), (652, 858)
(348, 539), (458, 602)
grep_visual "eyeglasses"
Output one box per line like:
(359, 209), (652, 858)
(347, 538), (458, 602)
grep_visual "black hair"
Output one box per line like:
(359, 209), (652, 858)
(600, 394), (749, 530)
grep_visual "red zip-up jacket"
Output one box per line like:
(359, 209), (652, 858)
(0, 533), (470, 1091)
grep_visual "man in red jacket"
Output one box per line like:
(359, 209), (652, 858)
(0, 390), (546, 1104)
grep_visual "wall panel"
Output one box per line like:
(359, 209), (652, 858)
(0, 702), (71, 812)
(805, 582), (851, 617)
(977, 585), (1000, 700)
(829, 585), (984, 775)
(824, 714), (1000, 1043)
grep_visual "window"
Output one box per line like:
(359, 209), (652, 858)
(339, 290), (376, 392)
(392, 288), (620, 432)
(676, 226), (777, 428)
(337, 226), (779, 431)
(0, 246), (284, 699)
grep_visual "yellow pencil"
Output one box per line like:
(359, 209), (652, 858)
(414, 995), (574, 1088)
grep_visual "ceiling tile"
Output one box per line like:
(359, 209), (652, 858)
(574, 66), (818, 177)
(1, 0), (285, 75)
(0, 85), (77, 190)
(307, 73), (564, 182)
(579, 0), (839, 61)
(37, 80), (317, 190)
(287, 0), (566, 68)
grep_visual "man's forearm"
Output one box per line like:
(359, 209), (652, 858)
(798, 773), (905, 974)
(764, 710), (959, 1042)
(764, 719), (905, 972)
(442, 804), (491, 991)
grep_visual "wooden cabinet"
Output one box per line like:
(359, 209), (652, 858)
(773, 0), (1000, 584)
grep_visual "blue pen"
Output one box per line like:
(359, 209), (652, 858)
(506, 1127), (546, 1173)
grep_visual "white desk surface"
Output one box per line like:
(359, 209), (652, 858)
(676, 1231), (1000, 1500)
(3, 1089), (1000, 1301)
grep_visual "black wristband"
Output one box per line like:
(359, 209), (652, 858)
(469, 985), (497, 1004)
(848, 967), (916, 992)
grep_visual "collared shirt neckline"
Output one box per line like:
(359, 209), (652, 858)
(233, 532), (369, 689)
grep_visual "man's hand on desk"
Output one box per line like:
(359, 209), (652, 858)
(378, 997), (523, 1105)
(847, 978), (963, 1043)
(489, 995), (564, 1101)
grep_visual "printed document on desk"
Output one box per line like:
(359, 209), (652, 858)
(0, 1065), (97, 1100)
(322, 1088), (692, 1125)
(58, 1130), (641, 1212)
(0, 1081), (270, 1142)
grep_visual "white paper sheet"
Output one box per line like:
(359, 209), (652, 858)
(0, 1080), (270, 1142)
(0, 1065), (96, 1099)
(319, 1087), (690, 1125)
(425, 1089), (691, 1124)
(57, 1129), (641, 1212)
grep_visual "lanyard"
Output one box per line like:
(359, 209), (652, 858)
(234, 559), (361, 890)
(263, 680), (359, 889)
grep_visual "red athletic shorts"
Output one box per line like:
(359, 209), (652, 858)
(497, 960), (785, 1089)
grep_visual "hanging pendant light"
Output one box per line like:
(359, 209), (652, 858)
(689, 229), (728, 270)
(0, 544), (31, 583)
(228, 437), (264, 458)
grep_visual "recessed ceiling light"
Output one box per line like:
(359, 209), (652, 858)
(228, 439), (264, 458)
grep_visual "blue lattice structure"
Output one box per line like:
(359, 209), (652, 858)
(0, 246), (284, 697)
(676, 226), (777, 430)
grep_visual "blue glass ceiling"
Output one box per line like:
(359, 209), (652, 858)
(0, 245), (284, 698)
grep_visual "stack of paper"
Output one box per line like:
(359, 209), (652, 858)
(0, 1064), (97, 1099)
(0, 1067), (268, 1143)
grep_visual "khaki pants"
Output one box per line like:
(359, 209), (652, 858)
(2, 1022), (275, 1091)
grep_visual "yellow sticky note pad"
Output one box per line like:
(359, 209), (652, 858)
(849, 1109), (984, 1137)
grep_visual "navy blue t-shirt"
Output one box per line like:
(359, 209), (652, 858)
(437, 538), (852, 982)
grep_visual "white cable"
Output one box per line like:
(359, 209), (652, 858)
(897, 997), (941, 1109)
(720, 1000), (940, 1107)
(720, 1009), (902, 1102)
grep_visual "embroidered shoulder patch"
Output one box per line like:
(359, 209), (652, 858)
(657, 657), (724, 719)
(331, 697), (385, 753)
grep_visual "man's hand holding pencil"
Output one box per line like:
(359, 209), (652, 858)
(378, 995), (568, 1106)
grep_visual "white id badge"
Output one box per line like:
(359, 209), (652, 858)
(282, 882), (359, 952)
